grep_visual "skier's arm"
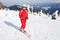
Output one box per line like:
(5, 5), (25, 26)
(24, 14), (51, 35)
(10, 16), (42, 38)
(19, 10), (22, 18)
(26, 10), (28, 19)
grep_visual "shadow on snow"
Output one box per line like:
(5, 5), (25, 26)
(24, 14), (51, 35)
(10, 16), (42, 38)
(4, 20), (19, 30)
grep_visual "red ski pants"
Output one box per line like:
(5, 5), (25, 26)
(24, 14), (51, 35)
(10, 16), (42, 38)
(20, 19), (26, 30)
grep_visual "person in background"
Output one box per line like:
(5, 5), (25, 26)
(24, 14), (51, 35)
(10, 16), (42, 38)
(19, 5), (28, 32)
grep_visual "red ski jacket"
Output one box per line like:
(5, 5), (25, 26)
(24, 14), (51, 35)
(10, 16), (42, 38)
(19, 9), (28, 20)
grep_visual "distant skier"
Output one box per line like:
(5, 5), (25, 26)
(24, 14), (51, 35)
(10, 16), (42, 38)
(19, 5), (28, 32)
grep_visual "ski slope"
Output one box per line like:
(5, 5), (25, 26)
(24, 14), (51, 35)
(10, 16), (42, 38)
(0, 9), (60, 40)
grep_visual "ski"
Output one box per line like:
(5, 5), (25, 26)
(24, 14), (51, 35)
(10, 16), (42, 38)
(19, 29), (31, 38)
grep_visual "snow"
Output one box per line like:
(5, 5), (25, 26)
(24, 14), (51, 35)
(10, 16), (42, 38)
(0, 9), (60, 40)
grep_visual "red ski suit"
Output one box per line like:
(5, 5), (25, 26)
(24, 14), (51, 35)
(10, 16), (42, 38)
(19, 8), (28, 30)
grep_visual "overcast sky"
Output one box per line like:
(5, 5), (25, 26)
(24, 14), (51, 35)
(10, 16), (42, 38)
(0, 0), (60, 6)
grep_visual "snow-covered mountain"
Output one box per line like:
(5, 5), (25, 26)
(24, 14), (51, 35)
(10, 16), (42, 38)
(0, 9), (60, 40)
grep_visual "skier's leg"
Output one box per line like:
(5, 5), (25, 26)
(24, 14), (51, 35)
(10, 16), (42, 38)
(20, 19), (26, 30)
(20, 20), (23, 30)
(23, 19), (26, 30)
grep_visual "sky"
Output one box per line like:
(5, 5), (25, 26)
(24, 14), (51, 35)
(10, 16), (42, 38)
(0, 0), (60, 6)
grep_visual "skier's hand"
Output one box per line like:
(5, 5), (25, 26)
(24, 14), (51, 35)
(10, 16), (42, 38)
(26, 17), (28, 19)
(20, 17), (23, 20)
